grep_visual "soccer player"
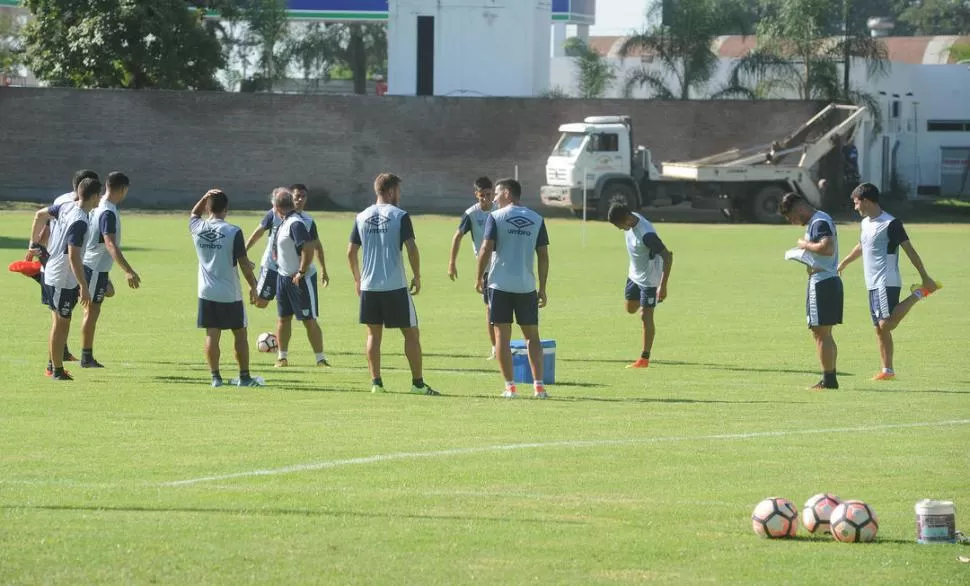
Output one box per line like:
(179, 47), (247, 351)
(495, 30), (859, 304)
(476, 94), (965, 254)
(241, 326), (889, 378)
(836, 183), (941, 380)
(270, 187), (330, 368)
(189, 189), (263, 387)
(606, 203), (674, 369)
(347, 172), (439, 395)
(447, 176), (496, 358)
(27, 177), (102, 380)
(79, 172), (141, 368)
(779, 193), (842, 390)
(475, 178), (549, 399)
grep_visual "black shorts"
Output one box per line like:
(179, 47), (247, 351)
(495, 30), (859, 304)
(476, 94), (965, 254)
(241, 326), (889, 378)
(276, 272), (318, 321)
(359, 288), (417, 328)
(807, 277), (843, 328)
(868, 286), (901, 326)
(488, 289), (539, 326)
(624, 279), (658, 309)
(83, 266), (111, 304)
(197, 299), (247, 330)
(257, 267), (279, 301)
(44, 284), (79, 319)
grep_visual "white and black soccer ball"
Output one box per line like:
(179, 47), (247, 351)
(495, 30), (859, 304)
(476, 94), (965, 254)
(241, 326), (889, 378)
(752, 497), (799, 538)
(830, 500), (879, 543)
(256, 332), (278, 353)
(803, 493), (842, 535)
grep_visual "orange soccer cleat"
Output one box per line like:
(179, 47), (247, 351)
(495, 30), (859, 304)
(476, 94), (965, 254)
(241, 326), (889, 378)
(626, 358), (650, 369)
(9, 260), (42, 278)
(872, 372), (896, 381)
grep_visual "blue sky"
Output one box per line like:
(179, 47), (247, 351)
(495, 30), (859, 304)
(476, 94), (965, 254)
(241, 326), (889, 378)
(589, 0), (651, 36)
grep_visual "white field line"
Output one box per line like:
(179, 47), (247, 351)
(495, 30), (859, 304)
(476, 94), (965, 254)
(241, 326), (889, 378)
(160, 418), (970, 487)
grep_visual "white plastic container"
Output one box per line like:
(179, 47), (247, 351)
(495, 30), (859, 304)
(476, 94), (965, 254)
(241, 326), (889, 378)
(915, 499), (956, 543)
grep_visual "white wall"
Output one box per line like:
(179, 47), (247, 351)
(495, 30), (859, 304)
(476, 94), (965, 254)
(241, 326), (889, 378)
(550, 55), (970, 197)
(388, 0), (551, 97)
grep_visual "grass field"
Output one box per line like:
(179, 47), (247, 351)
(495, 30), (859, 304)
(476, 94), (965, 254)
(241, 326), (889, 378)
(1, 209), (968, 585)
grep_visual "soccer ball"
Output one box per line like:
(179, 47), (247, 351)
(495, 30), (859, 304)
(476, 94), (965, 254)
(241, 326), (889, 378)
(752, 497), (799, 538)
(802, 493), (842, 534)
(830, 500), (878, 543)
(256, 332), (278, 353)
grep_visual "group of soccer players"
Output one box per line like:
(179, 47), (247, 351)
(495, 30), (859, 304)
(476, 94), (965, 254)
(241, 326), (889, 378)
(18, 168), (938, 395)
(18, 170), (141, 380)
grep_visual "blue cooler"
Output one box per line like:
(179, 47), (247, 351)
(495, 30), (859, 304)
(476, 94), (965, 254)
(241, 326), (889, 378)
(509, 339), (556, 385)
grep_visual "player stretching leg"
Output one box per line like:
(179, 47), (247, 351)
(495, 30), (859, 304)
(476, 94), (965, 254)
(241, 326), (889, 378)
(606, 203), (673, 369)
(80, 172), (141, 368)
(348, 173), (439, 395)
(447, 177), (497, 359)
(837, 183), (940, 380)
(779, 193), (843, 390)
(476, 179), (550, 399)
(28, 178), (102, 380)
(189, 190), (263, 387)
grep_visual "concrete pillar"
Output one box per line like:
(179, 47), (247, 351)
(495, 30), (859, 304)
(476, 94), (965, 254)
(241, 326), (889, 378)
(552, 23), (567, 57)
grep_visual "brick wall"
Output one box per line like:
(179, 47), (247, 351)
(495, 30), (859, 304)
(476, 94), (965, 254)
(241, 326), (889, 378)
(0, 88), (823, 212)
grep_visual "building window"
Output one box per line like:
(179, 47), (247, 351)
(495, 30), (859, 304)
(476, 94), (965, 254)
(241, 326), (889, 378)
(927, 120), (970, 132)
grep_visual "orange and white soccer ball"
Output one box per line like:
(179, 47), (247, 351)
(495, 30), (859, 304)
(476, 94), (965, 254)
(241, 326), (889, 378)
(256, 332), (278, 353)
(830, 500), (879, 543)
(802, 493), (842, 534)
(752, 497), (799, 538)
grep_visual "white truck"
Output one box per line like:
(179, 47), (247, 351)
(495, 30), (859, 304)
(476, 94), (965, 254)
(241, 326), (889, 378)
(539, 103), (866, 223)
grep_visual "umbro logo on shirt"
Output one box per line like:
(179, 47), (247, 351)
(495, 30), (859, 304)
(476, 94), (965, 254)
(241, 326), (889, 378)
(198, 229), (226, 249)
(505, 215), (535, 235)
(365, 214), (390, 233)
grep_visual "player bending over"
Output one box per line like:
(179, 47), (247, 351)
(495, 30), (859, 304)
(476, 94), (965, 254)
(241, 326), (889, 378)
(779, 193), (843, 390)
(189, 189), (263, 387)
(836, 183), (940, 380)
(79, 172), (141, 368)
(447, 176), (497, 359)
(348, 173), (439, 395)
(475, 178), (549, 399)
(606, 203), (673, 369)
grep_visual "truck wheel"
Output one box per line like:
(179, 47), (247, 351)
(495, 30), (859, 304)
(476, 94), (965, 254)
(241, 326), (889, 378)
(596, 183), (638, 220)
(747, 185), (785, 224)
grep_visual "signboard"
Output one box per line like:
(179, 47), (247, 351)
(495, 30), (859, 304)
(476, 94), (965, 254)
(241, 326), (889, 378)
(940, 147), (970, 198)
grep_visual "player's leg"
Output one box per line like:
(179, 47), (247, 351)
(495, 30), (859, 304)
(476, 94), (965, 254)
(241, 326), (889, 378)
(254, 267), (277, 309)
(627, 285), (656, 369)
(298, 273), (329, 367)
(204, 328), (223, 386)
(274, 273), (294, 367)
(48, 287), (78, 380)
(104, 279), (115, 298)
(882, 285), (922, 331)
(366, 324), (384, 390)
(489, 289), (517, 396)
(382, 288), (435, 395)
(809, 326), (837, 389)
(515, 291), (546, 398)
(80, 269), (108, 368)
(869, 287), (897, 380)
(808, 278), (841, 389)
(624, 279), (640, 314)
(484, 282), (496, 359)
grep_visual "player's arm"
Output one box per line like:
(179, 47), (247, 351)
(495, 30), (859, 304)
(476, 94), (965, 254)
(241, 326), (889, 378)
(659, 249), (674, 301)
(799, 236), (834, 256)
(536, 220), (550, 307)
(401, 214), (420, 295)
(347, 222), (362, 296)
(290, 222), (313, 286)
(245, 226), (267, 252)
(232, 230), (258, 304)
(27, 207), (55, 259)
(190, 191), (215, 218)
(99, 211), (140, 289)
(306, 220), (328, 287)
(475, 214), (497, 293)
(448, 214), (472, 281)
(65, 221), (90, 307)
(895, 221), (937, 292)
(837, 243), (862, 274)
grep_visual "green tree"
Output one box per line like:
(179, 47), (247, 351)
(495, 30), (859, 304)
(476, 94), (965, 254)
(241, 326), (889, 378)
(325, 24), (386, 95)
(895, 0), (970, 35)
(0, 10), (23, 75)
(22, 0), (225, 89)
(286, 23), (336, 92)
(241, 0), (290, 91)
(620, 0), (749, 99)
(564, 37), (615, 98)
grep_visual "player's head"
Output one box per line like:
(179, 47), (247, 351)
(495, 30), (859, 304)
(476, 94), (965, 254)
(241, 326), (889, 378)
(850, 182), (880, 217)
(474, 177), (493, 209)
(105, 172), (130, 203)
(778, 192), (812, 225)
(374, 173), (402, 205)
(207, 189), (230, 217)
(607, 203), (637, 230)
(76, 177), (102, 211)
(290, 183), (308, 211)
(272, 187), (294, 217)
(493, 178), (521, 208)
(72, 169), (99, 191)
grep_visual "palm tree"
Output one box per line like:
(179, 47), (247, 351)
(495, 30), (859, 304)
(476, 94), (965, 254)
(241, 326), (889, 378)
(563, 37), (615, 99)
(618, 0), (748, 100)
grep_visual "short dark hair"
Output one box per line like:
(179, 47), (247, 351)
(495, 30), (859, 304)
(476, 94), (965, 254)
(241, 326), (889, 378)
(778, 192), (803, 216)
(289, 183), (308, 193)
(208, 189), (229, 214)
(77, 177), (101, 201)
(106, 172), (129, 190)
(73, 169), (99, 190)
(851, 182), (880, 203)
(474, 177), (493, 191)
(607, 202), (632, 224)
(272, 187), (294, 211)
(495, 178), (521, 200)
(374, 173), (402, 197)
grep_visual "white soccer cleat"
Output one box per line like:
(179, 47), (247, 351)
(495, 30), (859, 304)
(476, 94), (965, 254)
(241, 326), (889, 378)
(502, 389), (518, 399)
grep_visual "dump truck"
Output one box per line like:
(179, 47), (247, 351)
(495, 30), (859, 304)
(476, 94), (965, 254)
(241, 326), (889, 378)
(539, 103), (866, 223)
